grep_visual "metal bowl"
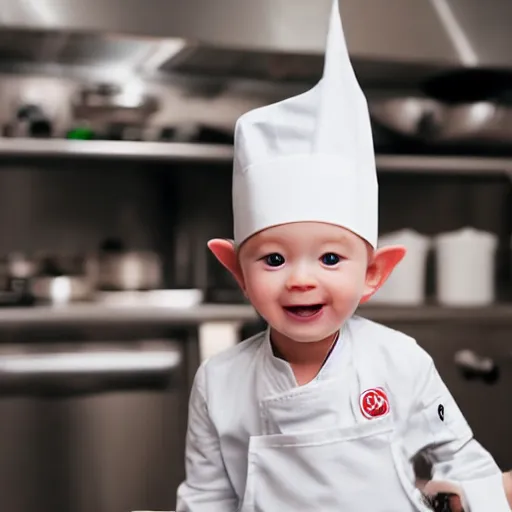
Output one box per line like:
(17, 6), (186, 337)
(369, 96), (447, 140)
(370, 96), (512, 144)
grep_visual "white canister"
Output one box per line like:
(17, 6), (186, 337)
(370, 229), (431, 305)
(435, 227), (497, 307)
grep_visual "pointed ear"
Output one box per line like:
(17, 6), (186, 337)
(207, 238), (245, 291)
(359, 245), (406, 304)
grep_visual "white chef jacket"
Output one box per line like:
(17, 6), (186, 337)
(176, 316), (509, 511)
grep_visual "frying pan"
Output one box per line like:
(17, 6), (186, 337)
(422, 69), (512, 105)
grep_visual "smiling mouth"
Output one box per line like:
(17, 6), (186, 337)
(283, 304), (324, 317)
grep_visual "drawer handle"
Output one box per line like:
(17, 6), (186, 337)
(0, 341), (182, 397)
(454, 349), (500, 384)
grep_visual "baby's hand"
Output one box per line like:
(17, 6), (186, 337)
(420, 471), (512, 510)
(421, 486), (464, 512)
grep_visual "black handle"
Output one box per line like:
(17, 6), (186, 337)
(454, 349), (500, 384)
(0, 340), (182, 397)
(422, 491), (465, 511)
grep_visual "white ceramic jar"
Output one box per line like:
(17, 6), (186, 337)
(435, 227), (497, 307)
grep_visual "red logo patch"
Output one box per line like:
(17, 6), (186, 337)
(360, 387), (390, 419)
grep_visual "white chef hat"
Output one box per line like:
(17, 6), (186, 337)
(232, 0), (378, 248)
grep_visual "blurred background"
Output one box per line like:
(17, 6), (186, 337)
(0, 0), (511, 510)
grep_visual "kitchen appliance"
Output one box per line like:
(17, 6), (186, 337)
(72, 83), (159, 125)
(0, 335), (190, 512)
(435, 227), (498, 307)
(1, 0), (512, 90)
(93, 238), (163, 291)
(371, 229), (431, 306)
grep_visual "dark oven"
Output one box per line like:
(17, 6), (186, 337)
(0, 320), (200, 512)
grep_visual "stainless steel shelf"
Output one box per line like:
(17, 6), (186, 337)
(0, 138), (235, 163)
(376, 154), (512, 175)
(0, 303), (258, 327)
(0, 139), (511, 175)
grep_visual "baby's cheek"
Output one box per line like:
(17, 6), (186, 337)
(346, 265), (368, 294)
(334, 272), (365, 296)
(245, 273), (275, 303)
(330, 278), (366, 316)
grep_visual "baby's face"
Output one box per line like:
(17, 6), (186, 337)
(238, 222), (370, 343)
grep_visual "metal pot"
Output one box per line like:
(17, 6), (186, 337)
(30, 254), (95, 304)
(93, 238), (163, 291)
(31, 275), (93, 304)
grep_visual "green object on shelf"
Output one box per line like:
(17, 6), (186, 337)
(66, 127), (94, 140)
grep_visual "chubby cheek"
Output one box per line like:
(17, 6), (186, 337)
(328, 268), (366, 310)
(244, 271), (281, 311)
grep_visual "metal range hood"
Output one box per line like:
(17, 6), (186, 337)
(0, 0), (511, 85)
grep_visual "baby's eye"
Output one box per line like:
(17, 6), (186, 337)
(264, 253), (285, 267)
(321, 253), (341, 266)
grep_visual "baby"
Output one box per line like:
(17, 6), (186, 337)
(176, 1), (510, 510)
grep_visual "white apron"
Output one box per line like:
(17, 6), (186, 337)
(238, 337), (430, 512)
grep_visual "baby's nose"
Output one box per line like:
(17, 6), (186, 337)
(285, 266), (317, 291)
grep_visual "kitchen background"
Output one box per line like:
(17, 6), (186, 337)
(0, 0), (511, 511)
